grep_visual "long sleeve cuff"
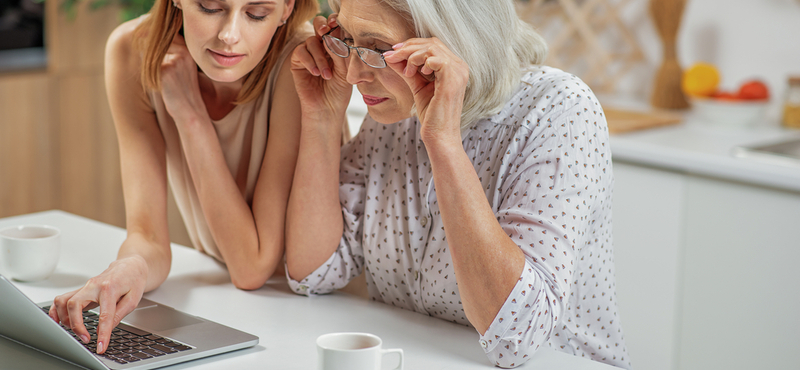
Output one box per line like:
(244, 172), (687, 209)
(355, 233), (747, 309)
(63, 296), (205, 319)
(478, 260), (561, 368)
(286, 251), (340, 296)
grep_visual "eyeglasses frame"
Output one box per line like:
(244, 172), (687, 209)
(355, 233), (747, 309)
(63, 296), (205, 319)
(321, 26), (388, 69)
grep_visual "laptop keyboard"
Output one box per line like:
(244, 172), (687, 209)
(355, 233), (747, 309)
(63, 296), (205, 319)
(41, 306), (192, 365)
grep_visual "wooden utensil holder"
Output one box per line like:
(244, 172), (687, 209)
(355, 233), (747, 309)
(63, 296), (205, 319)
(650, 0), (689, 109)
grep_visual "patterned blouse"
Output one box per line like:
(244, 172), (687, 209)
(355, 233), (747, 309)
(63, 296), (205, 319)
(288, 66), (632, 369)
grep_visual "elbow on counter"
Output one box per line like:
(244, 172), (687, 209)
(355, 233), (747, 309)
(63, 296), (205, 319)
(231, 277), (266, 291)
(229, 265), (274, 291)
(485, 341), (538, 369)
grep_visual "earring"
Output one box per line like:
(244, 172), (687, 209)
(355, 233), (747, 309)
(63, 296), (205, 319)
(172, 1), (178, 7)
(281, 19), (287, 25)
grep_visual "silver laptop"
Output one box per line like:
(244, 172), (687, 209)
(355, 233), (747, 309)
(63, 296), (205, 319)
(0, 274), (258, 369)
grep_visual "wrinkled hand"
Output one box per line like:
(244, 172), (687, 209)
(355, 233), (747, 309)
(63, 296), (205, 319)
(383, 38), (469, 146)
(160, 34), (208, 124)
(290, 15), (352, 123)
(49, 256), (148, 354)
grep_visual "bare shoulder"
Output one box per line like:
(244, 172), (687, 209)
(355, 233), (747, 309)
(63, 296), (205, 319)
(104, 16), (156, 124)
(105, 16), (148, 74)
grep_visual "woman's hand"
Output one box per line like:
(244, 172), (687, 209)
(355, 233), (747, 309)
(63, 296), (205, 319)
(160, 34), (208, 125)
(49, 255), (148, 354)
(383, 38), (469, 147)
(290, 15), (352, 123)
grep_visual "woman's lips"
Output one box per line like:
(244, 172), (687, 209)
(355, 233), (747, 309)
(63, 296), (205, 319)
(209, 50), (245, 67)
(362, 94), (389, 106)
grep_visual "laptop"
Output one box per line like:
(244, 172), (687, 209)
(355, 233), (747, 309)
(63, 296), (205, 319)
(0, 274), (258, 369)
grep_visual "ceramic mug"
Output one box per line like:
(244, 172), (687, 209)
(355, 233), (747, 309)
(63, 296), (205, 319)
(0, 225), (61, 282)
(317, 332), (403, 370)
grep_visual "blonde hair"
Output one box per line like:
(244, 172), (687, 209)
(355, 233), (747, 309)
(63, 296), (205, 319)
(328, 0), (547, 130)
(134, 0), (319, 105)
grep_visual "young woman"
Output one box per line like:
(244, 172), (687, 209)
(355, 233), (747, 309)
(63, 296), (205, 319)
(48, 0), (319, 355)
(286, 0), (631, 368)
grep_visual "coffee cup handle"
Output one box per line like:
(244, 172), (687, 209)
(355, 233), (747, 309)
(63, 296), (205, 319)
(381, 348), (403, 370)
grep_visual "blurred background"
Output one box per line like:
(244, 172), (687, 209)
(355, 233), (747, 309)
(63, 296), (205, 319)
(1, 0), (799, 369)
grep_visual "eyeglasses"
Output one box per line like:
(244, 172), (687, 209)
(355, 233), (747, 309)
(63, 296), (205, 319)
(322, 27), (387, 69)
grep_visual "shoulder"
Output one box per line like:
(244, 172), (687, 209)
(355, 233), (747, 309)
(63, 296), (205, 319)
(281, 22), (314, 56)
(288, 22), (314, 45)
(104, 16), (155, 117)
(489, 66), (602, 130)
(105, 15), (148, 74)
(271, 22), (315, 88)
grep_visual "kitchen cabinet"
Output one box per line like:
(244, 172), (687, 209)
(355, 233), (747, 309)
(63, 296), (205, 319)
(679, 174), (800, 370)
(0, 2), (193, 247)
(0, 72), (56, 216)
(0, 2), (121, 222)
(612, 157), (800, 370)
(613, 161), (685, 370)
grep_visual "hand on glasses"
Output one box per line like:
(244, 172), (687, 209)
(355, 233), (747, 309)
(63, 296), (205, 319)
(382, 37), (470, 148)
(290, 15), (353, 124)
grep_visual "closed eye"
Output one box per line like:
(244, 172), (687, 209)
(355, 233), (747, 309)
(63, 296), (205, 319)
(198, 3), (221, 13)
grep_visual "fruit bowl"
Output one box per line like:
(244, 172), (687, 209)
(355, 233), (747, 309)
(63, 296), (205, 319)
(690, 97), (769, 127)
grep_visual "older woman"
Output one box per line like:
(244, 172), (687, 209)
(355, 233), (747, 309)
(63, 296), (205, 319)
(286, 0), (631, 368)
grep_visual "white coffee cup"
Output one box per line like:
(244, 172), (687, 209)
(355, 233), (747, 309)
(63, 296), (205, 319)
(317, 332), (403, 370)
(0, 225), (61, 282)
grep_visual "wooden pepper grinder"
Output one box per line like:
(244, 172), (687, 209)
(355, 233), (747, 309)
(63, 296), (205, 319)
(650, 0), (689, 109)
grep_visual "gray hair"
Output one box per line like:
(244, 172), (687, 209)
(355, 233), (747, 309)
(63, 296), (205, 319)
(329, 0), (547, 130)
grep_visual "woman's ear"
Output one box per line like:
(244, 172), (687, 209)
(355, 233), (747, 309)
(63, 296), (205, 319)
(281, 0), (296, 23)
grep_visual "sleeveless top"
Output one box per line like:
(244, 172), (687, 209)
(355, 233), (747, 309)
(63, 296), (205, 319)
(148, 24), (312, 261)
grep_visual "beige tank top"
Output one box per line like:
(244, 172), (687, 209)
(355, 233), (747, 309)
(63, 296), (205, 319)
(148, 24), (312, 261)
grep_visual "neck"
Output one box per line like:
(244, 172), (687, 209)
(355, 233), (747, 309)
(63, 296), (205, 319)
(198, 72), (245, 120)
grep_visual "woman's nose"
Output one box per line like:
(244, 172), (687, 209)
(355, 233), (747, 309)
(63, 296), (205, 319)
(219, 15), (241, 44)
(345, 52), (373, 85)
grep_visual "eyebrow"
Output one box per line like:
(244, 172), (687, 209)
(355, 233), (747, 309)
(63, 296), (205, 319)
(211, 0), (277, 4)
(339, 25), (393, 42)
(359, 31), (390, 39)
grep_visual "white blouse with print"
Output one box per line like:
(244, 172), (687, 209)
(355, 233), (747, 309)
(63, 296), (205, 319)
(288, 66), (632, 369)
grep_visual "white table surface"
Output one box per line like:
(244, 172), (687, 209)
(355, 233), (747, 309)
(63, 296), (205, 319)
(0, 210), (619, 370)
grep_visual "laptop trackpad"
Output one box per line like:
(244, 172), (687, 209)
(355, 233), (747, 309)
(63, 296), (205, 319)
(122, 306), (203, 332)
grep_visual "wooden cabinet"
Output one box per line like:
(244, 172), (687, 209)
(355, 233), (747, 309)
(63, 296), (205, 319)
(1, 1), (191, 246)
(613, 160), (800, 369)
(0, 72), (57, 216)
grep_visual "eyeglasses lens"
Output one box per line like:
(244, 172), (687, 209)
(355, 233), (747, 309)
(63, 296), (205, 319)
(357, 49), (386, 68)
(323, 34), (387, 69)
(323, 36), (350, 58)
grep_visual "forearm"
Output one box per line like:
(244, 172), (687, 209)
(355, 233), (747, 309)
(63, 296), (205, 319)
(285, 115), (346, 281)
(426, 139), (525, 334)
(117, 232), (171, 292)
(174, 117), (272, 288)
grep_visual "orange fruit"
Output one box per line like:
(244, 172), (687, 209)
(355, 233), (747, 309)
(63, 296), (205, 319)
(736, 80), (770, 100)
(682, 63), (721, 97)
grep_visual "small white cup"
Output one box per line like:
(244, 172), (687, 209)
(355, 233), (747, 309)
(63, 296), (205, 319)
(0, 225), (61, 282)
(317, 332), (403, 370)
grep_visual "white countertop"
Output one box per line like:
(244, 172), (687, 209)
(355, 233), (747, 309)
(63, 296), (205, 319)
(608, 108), (800, 193)
(0, 210), (617, 370)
